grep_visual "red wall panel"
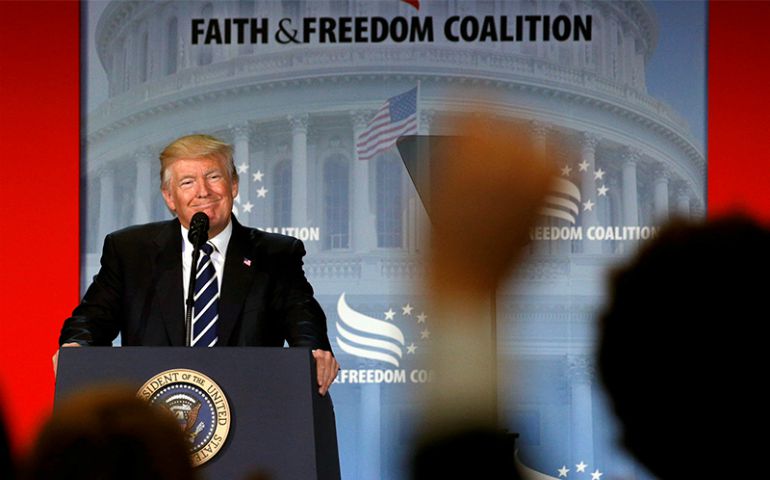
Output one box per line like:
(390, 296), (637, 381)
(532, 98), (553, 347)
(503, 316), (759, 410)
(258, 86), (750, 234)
(708, 1), (770, 219)
(0, 1), (80, 451)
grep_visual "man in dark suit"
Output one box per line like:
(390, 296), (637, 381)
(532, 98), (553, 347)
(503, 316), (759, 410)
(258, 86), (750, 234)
(57, 134), (339, 395)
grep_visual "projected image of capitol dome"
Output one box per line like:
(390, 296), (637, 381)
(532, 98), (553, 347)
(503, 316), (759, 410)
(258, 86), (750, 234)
(85, 1), (704, 478)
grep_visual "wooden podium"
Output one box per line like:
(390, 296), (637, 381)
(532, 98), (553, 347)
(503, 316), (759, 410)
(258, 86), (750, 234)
(55, 347), (340, 480)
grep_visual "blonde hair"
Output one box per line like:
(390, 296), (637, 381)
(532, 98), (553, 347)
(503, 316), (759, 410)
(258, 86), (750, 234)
(159, 134), (237, 188)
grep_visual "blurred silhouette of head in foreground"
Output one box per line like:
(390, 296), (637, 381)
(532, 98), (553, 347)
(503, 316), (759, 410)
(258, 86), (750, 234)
(598, 215), (770, 478)
(23, 386), (194, 480)
(1, 396), (14, 480)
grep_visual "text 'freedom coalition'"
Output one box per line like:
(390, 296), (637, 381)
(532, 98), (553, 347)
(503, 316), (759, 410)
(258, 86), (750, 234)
(191, 15), (593, 45)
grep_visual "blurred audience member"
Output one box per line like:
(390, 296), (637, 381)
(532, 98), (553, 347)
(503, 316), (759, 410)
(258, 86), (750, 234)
(22, 386), (194, 480)
(1, 396), (15, 480)
(598, 215), (769, 478)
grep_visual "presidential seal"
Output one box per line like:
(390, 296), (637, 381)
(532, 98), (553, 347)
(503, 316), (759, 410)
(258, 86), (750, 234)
(137, 369), (231, 467)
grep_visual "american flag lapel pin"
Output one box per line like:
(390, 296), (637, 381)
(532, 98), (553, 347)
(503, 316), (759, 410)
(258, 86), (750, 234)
(243, 258), (252, 267)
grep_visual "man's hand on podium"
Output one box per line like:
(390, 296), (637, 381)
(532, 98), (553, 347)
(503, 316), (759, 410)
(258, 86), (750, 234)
(52, 342), (81, 376)
(312, 349), (339, 396)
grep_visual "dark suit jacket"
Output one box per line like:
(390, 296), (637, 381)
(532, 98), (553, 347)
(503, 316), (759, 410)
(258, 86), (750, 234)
(60, 217), (331, 349)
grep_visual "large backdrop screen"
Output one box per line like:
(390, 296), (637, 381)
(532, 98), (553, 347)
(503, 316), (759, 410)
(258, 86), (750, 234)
(83, 1), (706, 478)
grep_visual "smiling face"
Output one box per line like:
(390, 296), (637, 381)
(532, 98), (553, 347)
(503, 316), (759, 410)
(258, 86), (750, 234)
(161, 155), (239, 238)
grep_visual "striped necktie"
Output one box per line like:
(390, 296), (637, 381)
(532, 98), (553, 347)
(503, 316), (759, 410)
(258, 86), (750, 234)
(192, 242), (218, 347)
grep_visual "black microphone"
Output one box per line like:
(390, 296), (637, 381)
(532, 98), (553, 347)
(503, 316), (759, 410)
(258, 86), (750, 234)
(188, 211), (210, 248)
(185, 212), (210, 346)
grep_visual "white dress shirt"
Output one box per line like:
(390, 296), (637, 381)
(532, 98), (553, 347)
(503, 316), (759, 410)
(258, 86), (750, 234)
(180, 218), (232, 307)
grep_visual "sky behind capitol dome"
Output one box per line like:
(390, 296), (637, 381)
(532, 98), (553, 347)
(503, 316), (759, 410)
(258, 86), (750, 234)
(83, 0), (707, 149)
(646, 0), (707, 147)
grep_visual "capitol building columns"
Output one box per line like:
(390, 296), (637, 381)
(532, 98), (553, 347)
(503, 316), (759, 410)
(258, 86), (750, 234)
(359, 360), (382, 480)
(124, 27), (137, 87)
(97, 165), (116, 242)
(580, 133), (602, 254)
(568, 355), (595, 468)
(210, 2), (228, 64)
(413, 110), (435, 253)
(352, 111), (378, 253)
(653, 168), (670, 224)
(232, 124), (251, 210)
(133, 149), (153, 225)
(675, 185), (692, 219)
(621, 148), (641, 251)
(289, 114), (309, 229)
(418, 110), (432, 136)
(607, 177), (622, 252)
(87, 1), (705, 261)
(177, 7), (195, 70)
(250, 134), (267, 224)
(530, 121), (550, 255)
(145, 16), (162, 82)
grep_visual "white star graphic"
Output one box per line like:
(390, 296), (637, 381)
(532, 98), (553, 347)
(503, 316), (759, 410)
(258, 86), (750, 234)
(590, 469), (603, 480)
(576, 461), (587, 473)
(578, 160), (589, 172)
(583, 199), (595, 211)
(561, 165), (572, 176)
(594, 168), (605, 180)
(597, 185), (609, 196)
(557, 466), (569, 478)
(384, 309), (396, 320)
(256, 186), (268, 198)
(252, 170), (264, 182)
(407, 343), (417, 354)
(402, 304), (413, 315)
(420, 329), (430, 339)
(237, 162), (249, 174)
(417, 313), (427, 324)
(242, 201), (254, 213)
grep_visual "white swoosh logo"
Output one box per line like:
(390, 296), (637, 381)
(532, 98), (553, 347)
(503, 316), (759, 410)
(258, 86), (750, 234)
(335, 293), (405, 367)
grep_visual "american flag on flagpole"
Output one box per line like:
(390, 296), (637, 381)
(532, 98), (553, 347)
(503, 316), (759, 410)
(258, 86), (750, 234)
(356, 86), (419, 161)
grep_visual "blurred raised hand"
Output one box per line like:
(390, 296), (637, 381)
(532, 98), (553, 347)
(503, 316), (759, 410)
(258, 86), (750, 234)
(428, 114), (557, 298)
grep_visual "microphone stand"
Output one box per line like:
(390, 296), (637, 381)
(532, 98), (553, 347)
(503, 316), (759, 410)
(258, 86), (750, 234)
(185, 211), (209, 347)
(185, 245), (202, 347)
